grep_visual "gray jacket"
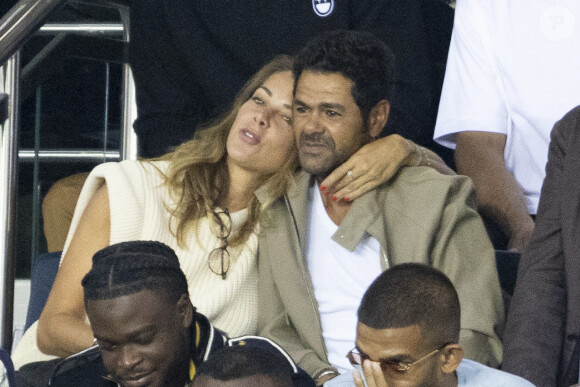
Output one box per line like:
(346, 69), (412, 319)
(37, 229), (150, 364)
(503, 105), (580, 387)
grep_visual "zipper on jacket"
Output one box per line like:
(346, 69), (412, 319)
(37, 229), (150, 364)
(283, 195), (331, 361)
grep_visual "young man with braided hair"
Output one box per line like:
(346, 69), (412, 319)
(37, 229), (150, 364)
(80, 240), (196, 387)
(16, 241), (314, 387)
(326, 264), (532, 387)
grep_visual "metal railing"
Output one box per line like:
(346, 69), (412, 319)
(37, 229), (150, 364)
(0, 51), (20, 351)
(0, 0), (65, 65)
(0, 0), (137, 350)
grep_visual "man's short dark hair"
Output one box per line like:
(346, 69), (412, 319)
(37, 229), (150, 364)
(82, 241), (189, 303)
(358, 263), (460, 346)
(194, 345), (293, 386)
(293, 29), (395, 122)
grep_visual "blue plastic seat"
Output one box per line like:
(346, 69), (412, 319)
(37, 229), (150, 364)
(25, 252), (61, 330)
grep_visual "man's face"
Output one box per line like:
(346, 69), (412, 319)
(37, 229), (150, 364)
(86, 290), (192, 387)
(355, 323), (444, 387)
(193, 374), (292, 387)
(293, 71), (370, 178)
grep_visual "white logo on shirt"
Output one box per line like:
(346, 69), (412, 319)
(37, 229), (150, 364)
(539, 5), (575, 41)
(313, 0), (334, 17)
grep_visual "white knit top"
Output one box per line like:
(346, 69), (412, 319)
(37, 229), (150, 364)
(12, 160), (259, 368)
(62, 160), (259, 336)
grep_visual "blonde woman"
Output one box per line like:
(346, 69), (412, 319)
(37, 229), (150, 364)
(10, 56), (295, 365)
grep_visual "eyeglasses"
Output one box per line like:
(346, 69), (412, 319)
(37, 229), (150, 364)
(346, 342), (451, 379)
(208, 208), (232, 280)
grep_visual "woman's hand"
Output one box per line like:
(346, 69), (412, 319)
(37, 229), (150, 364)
(320, 135), (454, 202)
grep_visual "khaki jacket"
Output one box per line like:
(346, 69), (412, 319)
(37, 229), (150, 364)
(257, 168), (504, 378)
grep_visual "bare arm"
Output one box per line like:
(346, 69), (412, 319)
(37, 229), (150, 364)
(37, 184), (110, 357)
(455, 131), (534, 252)
(321, 135), (454, 202)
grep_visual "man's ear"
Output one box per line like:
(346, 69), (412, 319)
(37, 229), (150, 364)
(440, 344), (463, 374)
(176, 294), (194, 329)
(368, 100), (390, 138)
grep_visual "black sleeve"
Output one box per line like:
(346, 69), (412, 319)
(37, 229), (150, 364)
(129, 0), (211, 157)
(351, 0), (454, 165)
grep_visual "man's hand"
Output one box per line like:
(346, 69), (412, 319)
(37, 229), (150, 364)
(507, 221), (535, 253)
(320, 135), (453, 202)
(353, 361), (390, 387)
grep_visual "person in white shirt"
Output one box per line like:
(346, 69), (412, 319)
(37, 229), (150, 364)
(327, 263), (533, 387)
(433, 0), (580, 251)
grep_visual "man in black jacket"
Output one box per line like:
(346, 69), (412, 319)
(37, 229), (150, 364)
(16, 241), (314, 387)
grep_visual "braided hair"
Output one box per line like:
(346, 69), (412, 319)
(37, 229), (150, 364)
(82, 241), (190, 304)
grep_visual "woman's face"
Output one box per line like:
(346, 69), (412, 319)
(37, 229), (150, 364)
(226, 71), (295, 178)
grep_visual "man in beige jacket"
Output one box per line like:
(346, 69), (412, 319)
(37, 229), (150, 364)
(257, 30), (504, 386)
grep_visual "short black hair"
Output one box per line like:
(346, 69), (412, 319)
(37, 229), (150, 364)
(194, 345), (293, 386)
(82, 241), (189, 303)
(358, 263), (460, 346)
(293, 29), (395, 122)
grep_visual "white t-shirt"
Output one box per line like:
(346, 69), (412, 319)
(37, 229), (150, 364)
(306, 184), (383, 374)
(11, 161), (259, 369)
(434, 0), (580, 214)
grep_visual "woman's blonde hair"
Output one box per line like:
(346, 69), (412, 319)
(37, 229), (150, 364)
(154, 55), (298, 247)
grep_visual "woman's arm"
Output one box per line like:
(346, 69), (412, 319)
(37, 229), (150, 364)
(37, 184), (110, 357)
(320, 135), (454, 202)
